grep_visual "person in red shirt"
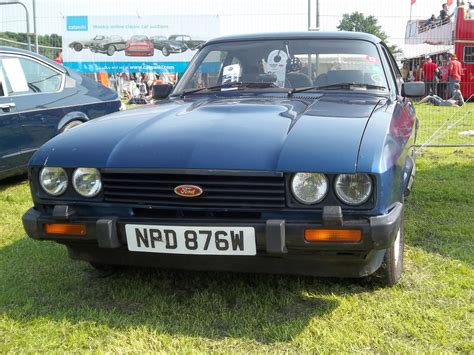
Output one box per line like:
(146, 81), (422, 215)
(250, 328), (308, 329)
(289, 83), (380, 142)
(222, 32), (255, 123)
(422, 56), (438, 95)
(53, 50), (63, 64)
(448, 54), (462, 96)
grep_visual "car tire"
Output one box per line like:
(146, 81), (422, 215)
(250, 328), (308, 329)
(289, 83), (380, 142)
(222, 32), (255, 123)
(61, 120), (83, 132)
(162, 47), (170, 56)
(74, 43), (83, 52)
(376, 205), (404, 287)
(107, 45), (116, 56)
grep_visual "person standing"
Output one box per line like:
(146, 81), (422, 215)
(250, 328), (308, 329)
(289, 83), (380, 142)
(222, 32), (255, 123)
(53, 50), (63, 64)
(439, 3), (450, 20)
(415, 61), (423, 82)
(448, 54), (463, 96)
(400, 62), (410, 81)
(422, 56), (438, 95)
(438, 58), (450, 98)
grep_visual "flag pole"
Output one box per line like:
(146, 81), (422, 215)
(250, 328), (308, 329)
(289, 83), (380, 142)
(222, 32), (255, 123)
(410, 2), (413, 21)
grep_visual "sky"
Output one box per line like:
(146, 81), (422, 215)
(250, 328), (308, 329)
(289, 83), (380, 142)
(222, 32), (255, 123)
(0, 0), (456, 57)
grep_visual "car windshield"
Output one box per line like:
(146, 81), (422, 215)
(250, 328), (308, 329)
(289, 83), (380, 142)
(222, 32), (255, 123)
(131, 36), (148, 42)
(174, 39), (388, 94)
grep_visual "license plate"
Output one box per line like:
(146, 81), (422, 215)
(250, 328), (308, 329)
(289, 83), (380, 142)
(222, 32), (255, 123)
(125, 224), (256, 256)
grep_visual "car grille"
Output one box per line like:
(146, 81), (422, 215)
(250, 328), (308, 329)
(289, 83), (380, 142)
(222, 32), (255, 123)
(101, 172), (286, 209)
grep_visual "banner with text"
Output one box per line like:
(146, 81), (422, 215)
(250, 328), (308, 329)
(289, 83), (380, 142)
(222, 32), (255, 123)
(63, 15), (219, 73)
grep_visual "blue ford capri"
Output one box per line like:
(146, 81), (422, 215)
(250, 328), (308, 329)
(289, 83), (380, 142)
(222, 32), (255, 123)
(0, 47), (121, 180)
(22, 32), (425, 286)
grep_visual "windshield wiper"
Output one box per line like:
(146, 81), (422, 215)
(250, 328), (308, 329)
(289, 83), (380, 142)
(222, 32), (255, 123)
(288, 82), (387, 97)
(179, 81), (278, 98)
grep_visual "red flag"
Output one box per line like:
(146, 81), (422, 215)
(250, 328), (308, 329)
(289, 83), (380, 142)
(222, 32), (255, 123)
(447, 0), (453, 5)
(411, 0), (416, 4)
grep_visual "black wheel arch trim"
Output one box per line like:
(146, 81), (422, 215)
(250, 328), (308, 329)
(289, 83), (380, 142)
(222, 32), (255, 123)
(57, 111), (90, 131)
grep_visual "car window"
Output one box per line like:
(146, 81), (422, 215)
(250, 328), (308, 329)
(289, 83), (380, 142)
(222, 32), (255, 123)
(131, 36), (147, 42)
(0, 56), (63, 96)
(0, 63), (7, 97)
(380, 45), (400, 93)
(176, 39), (389, 93)
(184, 50), (229, 88)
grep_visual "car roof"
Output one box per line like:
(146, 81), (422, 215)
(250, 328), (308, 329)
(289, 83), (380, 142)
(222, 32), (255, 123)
(206, 31), (382, 45)
(0, 46), (66, 73)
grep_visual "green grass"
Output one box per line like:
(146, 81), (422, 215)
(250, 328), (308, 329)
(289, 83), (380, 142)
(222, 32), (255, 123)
(415, 103), (473, 146)
(1, 151), (473, 352)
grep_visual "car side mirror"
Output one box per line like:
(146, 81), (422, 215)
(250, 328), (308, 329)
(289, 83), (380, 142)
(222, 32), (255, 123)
(152, 84), (174, 100)
(401, 82), (425, 97)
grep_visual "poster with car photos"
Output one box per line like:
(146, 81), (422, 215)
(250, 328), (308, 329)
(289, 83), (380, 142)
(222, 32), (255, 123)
(63, 15), (219, 73)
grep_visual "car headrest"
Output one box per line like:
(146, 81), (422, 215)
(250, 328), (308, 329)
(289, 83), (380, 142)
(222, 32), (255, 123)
(287, 72), (313, 88)
(314, 73), (328, 87)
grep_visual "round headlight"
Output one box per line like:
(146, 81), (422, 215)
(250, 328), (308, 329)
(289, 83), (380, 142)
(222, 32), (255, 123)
(72, 168), (102, 197)
(39, 167), (68, 196)
(334, 174), (373, 205)
(291, 173), (328, 205)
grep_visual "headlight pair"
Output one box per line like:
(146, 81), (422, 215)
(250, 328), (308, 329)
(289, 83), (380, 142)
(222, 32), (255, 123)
(39, 167), (102, 198)
(291, 173), (372, 206)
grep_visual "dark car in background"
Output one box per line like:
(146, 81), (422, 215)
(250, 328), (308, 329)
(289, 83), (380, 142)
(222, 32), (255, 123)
(168, 34), (205, 50)
(89, 35), (127, 56)
(22, 32), (425, 286)
(125, 35), (154, 56)
(151, 35), (187, 56)
(68, 35), (107, 52)
(0, 46), (121, 180)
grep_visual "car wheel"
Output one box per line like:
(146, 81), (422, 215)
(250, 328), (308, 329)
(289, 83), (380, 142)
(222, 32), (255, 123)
(107, 45), (116, 56)
(377, 206), (404, 287)
(162, 47), (170, 56)
(74, 43), (83, 51)
(61, 120), (83, 132)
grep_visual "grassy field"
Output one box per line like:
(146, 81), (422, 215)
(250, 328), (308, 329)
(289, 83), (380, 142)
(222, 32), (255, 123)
(1, 148), (472, 352)
(415, 102), (473, 146)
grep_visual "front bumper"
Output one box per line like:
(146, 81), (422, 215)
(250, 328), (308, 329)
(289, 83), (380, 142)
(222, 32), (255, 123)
(22, 203), (402, 278)
(124, 49), (153, 56)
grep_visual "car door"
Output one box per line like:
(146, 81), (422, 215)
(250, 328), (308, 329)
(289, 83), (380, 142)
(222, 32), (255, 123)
(0, 61), (22, 174)
(0, 53), (65, 170)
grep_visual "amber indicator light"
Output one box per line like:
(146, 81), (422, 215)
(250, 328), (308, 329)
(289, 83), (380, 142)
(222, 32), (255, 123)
(44, 223), (87, 236)
(304, 229), (362, 243)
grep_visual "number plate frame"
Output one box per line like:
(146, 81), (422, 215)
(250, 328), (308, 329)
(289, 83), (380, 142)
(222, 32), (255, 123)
(125, 224), (256, 256)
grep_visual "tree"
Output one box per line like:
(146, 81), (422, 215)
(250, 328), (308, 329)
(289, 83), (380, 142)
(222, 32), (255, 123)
(0, 32), (62, 59)
(337, 12), (401, 54)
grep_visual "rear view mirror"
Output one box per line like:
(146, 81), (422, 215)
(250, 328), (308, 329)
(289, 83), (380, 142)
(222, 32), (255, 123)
(401, 82), (425, 97)
(152, 84), (174, 100)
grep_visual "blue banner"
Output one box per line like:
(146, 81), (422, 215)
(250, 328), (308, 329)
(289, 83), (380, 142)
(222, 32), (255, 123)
(64, 61), (191, 73)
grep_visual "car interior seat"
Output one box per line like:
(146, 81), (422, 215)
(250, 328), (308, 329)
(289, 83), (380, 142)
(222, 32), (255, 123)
(286, 72), (313, 88)
(314, 73), (328, 87)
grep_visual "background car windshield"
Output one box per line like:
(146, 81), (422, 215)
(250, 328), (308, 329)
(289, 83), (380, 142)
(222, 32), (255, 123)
(131, 36), (148, 42)
(175, 39), (388, 92)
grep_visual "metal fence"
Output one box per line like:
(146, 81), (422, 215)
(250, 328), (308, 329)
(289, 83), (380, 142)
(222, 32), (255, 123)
(0, 0), (473, 147)
(0, 36), (60, 58)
